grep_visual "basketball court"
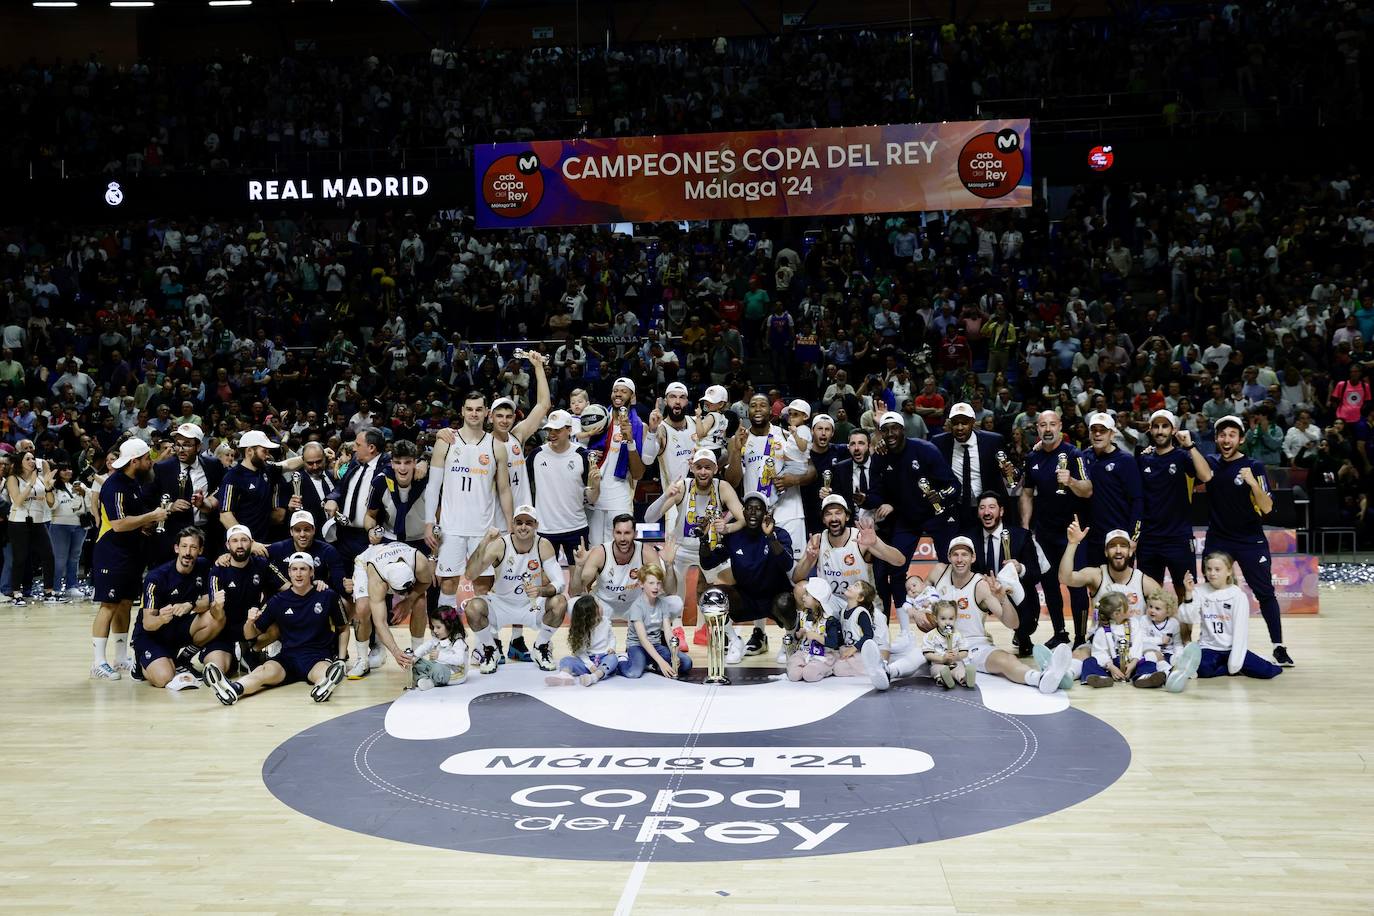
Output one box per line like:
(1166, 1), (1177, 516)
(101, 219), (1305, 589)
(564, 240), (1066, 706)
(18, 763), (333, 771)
(4, 588), (1370, 914)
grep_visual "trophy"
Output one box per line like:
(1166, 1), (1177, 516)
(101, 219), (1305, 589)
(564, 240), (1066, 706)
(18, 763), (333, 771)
(940, 622), (956, 653)
(1116, 619), (1132, 671)
(761, 454), (777, 493)
(821, 469), (832, 494)
(156, 494), (171, 534)
(1054, 453), (1069, 495)
(696, 502), (722, 550)
(699, 588), (732, 685)
(522, 571), (539, 608)
(512, 347), (532, 360)
(588, 449), (603, 468)
(996, 449), (1020, 488)
(429, 524), (443, 562)
(917, 477), (945, 516)
(179, 464), (192, 499)
(291, 471), (303, 503)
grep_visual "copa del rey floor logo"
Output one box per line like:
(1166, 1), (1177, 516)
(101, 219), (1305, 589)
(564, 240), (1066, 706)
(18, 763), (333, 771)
(263, 668), (1129, 861)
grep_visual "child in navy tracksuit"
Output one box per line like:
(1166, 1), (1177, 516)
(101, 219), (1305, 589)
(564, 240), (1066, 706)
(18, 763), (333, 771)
(1178, 552), (1283, 681)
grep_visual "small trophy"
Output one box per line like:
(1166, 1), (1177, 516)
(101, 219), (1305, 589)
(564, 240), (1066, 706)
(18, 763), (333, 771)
(1116, 619), (1132, 670)
(699, 588), (732, 686)
(821, 469), (832, 492)
(291, 471), (302, 502)
(917, 477), (945, 516)
(156, 494), (171, 534)
(588, 449), (603, 467)
(996, 449), (1019, 487)
(429, 524), (443, 562)
(1000, 528), (1014, 572)
(179, 464), (192, 498)
(1054, 453), (1070, 495)
(512, 347), (531, 360)
(522, 571), (538, 609)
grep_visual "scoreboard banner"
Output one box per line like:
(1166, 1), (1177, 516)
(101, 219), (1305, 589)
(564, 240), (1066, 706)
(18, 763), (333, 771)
(474, 119), (1032, 229)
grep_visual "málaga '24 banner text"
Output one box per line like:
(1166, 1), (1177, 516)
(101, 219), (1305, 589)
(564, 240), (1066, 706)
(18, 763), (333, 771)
(474, 119), (1031, 229)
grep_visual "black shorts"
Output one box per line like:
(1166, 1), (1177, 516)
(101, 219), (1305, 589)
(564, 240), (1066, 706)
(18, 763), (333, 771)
(276, 650), (334, 685)
(730, 591), (796, 627)
(132, 619), (192, 670)
(543, 528), (589, 565)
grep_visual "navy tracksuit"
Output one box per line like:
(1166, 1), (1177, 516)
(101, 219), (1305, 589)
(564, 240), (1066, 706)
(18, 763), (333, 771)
(1204, 454), (1283, 645)
(1022, 440), (1088, 640)
(1136, 446), (1197, 592)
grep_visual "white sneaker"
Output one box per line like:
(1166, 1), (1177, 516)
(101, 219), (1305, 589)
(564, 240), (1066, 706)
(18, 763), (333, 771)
(1039, 644), (1072, 695)
(311, 660), (347, 702)
(861, 641), (889, 691)
(165, 671), (201, 691)
(113, 656), (135, 673)
(724, 637), (744, 665)
(66, 588), (84, 598)
(544, 672), (576, 687)
(90, 661), (121, 681)
(346, 655), (370, 680)
(775, 647), (788, 665)
(367, 644), (386, 670)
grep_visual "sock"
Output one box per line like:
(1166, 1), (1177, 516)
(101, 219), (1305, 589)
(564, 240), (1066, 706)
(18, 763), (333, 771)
(728, 626), (743, 649)
(112, 633), (129, 663)
(93, 637), (108, 666)
(534, 623), (556, 648)
(1069, 659), (1084, 678)
(438, 591), (459, 609)
(411, 636), (425, 653)
(896, 602), (912, 636)
(474, 624), (497, 651)
(353, 637), (369, 661)
(1024, 669), (1042, 686)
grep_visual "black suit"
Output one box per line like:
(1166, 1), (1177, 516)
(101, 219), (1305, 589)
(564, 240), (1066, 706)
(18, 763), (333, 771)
(932, 428), (1010, 528)
(151, 454), (226, 558)
(967, 522), (1042, 651)
(276, 468), (338, 533)
(326, 455), (391, 564)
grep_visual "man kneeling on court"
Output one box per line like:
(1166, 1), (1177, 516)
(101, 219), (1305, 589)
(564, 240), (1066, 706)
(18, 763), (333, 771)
(205, 552), (349, 705)
(353, 528), (438, 669)
(862, 536), (1072, 693)
(132, 526), (218, 691)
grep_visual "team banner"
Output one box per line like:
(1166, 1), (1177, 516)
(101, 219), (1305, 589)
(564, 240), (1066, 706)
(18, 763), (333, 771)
(474, 119), (1031, 229)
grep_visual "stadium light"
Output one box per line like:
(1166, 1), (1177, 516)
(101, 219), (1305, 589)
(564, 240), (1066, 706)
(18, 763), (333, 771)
(32, 1), (79, 6)
(109, 1), (154, 6)
(209, 0), (252, 5)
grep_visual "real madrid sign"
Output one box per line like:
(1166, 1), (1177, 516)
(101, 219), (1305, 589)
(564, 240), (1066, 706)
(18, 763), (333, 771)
(247, 175), (431, 202)
(263, 668), (1129, 860)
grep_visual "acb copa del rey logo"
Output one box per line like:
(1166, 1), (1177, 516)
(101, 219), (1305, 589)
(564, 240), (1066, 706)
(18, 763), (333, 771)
(957, 127), (1025, 199)
(482, 151), (545, 219)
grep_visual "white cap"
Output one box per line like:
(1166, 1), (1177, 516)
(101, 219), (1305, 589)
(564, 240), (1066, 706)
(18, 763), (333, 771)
(878, 411), (905, 428)
(1105, 529), (1133, 546)
(690, 449), (718, 466)
(700, 384), (728, 404)
(110, 438), (150, 469)
(1087, 412), (1116, 431)
(225, 524), (253, 542)
(948, 402), (975, 420)
(491, 397), (516, 412)
(803, 577), (832, 607)
(320, 517), (338, 543)
(1149, 409), (1178, 428)
(512, 503), (538, 523)
(612, 377), (636, 394)
(821, 494), (850, 513)
(947, 536), (976, 555)
(664, 382), (688, 397)
(286, 551), (315, 569)
(811, 413), (834, 428)
(238, 430), (280, 450)
(543, 409), (575, 430)
(786, 399), (811, 417)
(381, 558), (415, 592)
(1215, 414), (1246, 433)
(174, 423), (204, 441)
(289, 510), (316, 529)
(741, 492), (768, 507)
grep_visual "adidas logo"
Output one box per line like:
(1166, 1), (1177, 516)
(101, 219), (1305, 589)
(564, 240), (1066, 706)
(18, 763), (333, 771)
(285, 609), (295, 615)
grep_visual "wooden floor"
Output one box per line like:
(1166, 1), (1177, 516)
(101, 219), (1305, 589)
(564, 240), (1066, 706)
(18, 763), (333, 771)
(2, 590), (1372, 915)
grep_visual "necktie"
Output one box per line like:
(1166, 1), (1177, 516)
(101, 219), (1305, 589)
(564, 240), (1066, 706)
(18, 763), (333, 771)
(858, 463), (868, 495)
(961, 444), (972, 508)
(987, 532), (996, 570)
(346, 462), (368, 523)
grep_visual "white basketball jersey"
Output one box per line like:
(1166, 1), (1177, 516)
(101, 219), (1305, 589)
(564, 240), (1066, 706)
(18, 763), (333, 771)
(818, 528), (872, 598)
(838, 605), (874, 647)
(439, 431), (498, 536)
(492, 534), (544, 600)
(660, 422), (696, 485)
(1092, 565), (1146, 618)
(935, 567), (989, 643)
(698, 411), (727, 452)
(741, 426), (787, 509)
(498, 437), (531, 531)
(772, 429), (809, 524)
(593, 540), (645, 617)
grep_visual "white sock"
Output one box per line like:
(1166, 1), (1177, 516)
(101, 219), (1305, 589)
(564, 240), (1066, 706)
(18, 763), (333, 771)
(474, 624), (497, 651)
(112, 634), (129, 663)
(1024, 669), (1042, 686)
(411, 636), (425, 653)
(92, 637), (108, 666)
(534, 623), (556, 648)
(896, 602), (912, 637)
(1069, 659), (1083, 678)
(354, 638), (370, 661)
(438, 591), (459, 611)
(728, 626), (743, 648)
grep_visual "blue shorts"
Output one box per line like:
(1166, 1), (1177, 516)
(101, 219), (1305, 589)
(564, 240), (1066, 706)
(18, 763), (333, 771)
(276, 650), (334, 684)
(132, 620), (193, 670)
(93, 563), (144, 604)
(543, 528), (589, 566)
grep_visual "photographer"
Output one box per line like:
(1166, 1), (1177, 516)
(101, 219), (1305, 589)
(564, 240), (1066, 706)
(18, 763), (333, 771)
(1242, 407), (1283, 466)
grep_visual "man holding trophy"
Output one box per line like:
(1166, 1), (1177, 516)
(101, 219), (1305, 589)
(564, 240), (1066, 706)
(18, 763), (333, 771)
(151, 423), (222, 560)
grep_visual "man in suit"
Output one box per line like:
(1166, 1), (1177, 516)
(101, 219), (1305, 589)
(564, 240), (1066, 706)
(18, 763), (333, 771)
(324, 427), (391, 569)
(932, 402), (1012, 531)
(278, 441), (337, 532)
(867, 412), (958, 615)
(967, 492), (1048, 657)
(151, 423), (225, 560)
(800, 414), (849, 536)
